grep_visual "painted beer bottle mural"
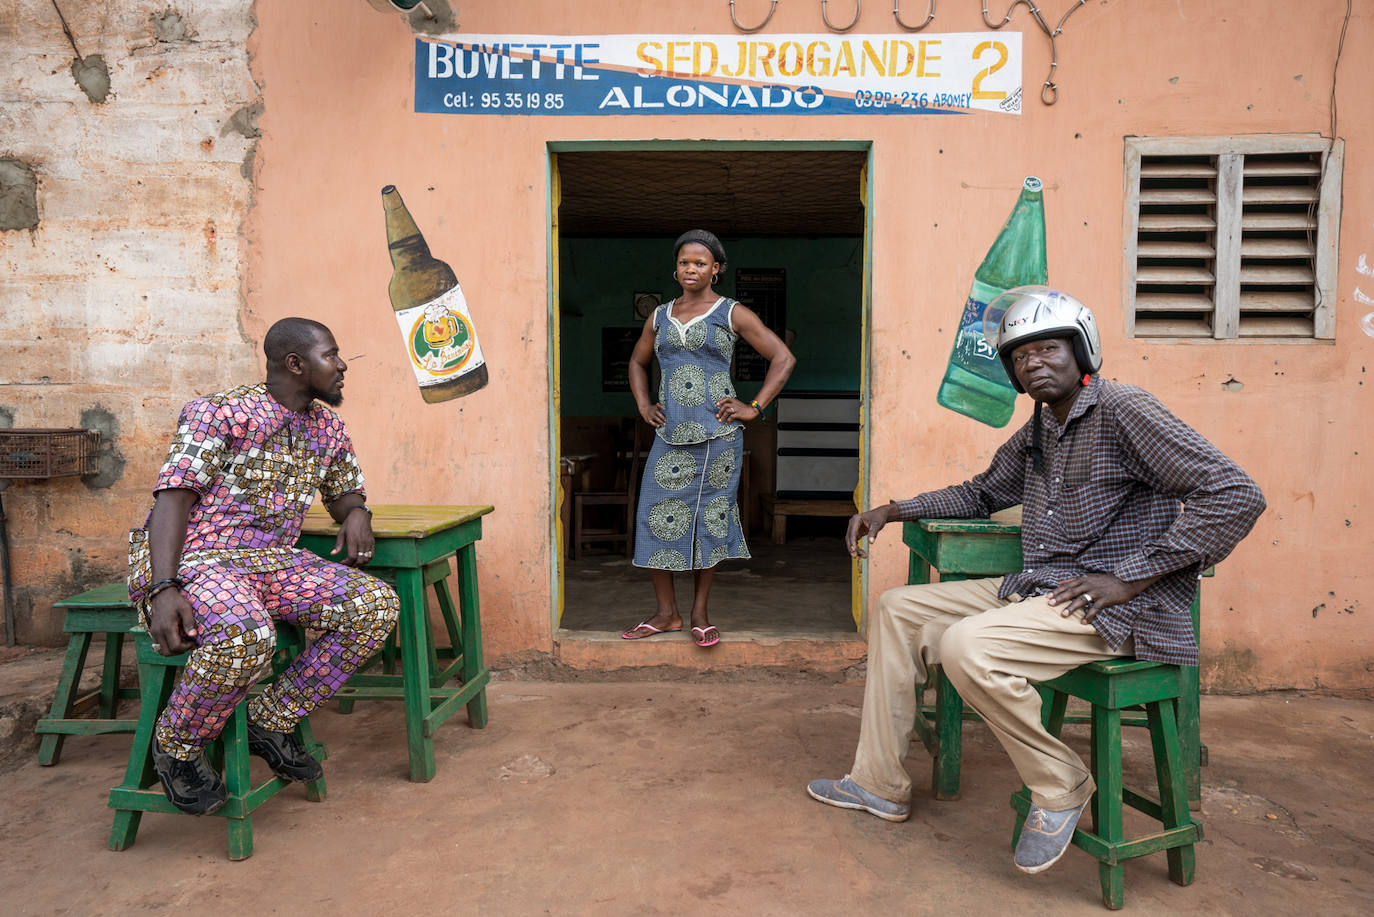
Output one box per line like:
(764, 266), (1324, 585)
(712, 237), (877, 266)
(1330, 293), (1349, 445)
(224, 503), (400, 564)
(935, 176), (1047, 427)
(382, 185), (489, 402)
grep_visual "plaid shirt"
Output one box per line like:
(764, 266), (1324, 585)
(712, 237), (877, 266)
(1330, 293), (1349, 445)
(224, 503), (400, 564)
(895, 377), (1265, 665)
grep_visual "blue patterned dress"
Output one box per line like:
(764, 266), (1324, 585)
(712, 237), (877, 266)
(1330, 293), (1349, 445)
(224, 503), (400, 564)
(633, 298), (751, 571)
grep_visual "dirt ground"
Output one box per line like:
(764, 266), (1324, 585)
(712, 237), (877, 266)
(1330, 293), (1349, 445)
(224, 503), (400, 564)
(3, 648), (1372, 915)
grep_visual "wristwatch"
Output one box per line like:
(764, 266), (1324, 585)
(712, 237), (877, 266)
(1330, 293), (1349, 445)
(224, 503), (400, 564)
(352, 504), (372, 517)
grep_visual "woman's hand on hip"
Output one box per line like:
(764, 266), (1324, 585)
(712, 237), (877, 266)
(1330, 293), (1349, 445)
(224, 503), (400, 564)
(639, 402), (666, 427)
(715, 398), (758, 423)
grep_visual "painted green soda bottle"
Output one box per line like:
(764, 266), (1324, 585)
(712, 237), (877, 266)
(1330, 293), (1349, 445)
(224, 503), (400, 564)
(936, 176), (1047, 427)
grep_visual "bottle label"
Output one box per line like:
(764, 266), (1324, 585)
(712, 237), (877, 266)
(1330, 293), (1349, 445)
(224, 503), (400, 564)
(954, 295), (1001, 373)
(393, 283), (485, 387)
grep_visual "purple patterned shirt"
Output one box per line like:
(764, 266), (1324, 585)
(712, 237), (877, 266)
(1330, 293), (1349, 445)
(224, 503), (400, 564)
(895, 377), (1265, 665)
(152, 383), (365, 559)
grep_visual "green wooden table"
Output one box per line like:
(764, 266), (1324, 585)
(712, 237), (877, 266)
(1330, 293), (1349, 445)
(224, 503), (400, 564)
(35, 582), (141, 764)
(902, 515), (1024, 800)
(297, 504), (494, 782)
(902, 514), (1207, 806)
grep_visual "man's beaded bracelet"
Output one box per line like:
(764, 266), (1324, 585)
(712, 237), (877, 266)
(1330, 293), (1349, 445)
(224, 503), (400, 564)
(146, 577), (184, 600)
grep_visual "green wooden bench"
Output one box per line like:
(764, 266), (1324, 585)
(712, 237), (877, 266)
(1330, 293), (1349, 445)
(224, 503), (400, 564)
(902, 517), (1209, 806)
(107, 624), (326, 860)
(35, 583), (141, 765)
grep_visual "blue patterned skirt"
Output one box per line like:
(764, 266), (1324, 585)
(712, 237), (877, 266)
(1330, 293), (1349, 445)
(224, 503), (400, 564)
(633, 430), (750, 571)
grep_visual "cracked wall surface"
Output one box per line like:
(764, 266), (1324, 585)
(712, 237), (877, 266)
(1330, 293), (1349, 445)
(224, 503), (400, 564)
(0, 1), (260, 643)
(0, 0), (1370, 695)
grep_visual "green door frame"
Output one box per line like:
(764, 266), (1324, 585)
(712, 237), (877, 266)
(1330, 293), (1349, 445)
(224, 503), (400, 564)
(546, 139), (876, 632)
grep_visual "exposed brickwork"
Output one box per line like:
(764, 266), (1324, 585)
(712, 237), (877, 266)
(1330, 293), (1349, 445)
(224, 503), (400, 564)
(0, 1), (260, 643)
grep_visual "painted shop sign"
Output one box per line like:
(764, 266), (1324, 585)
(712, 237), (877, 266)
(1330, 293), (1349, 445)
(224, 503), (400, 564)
(415, 33), (1023, 116)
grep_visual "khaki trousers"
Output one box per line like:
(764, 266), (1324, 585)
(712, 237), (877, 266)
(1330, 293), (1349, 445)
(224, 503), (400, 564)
(850, 577), (1130, 810)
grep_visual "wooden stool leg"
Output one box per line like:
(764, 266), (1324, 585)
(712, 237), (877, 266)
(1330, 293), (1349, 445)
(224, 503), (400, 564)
(457, 545), (489, 729)
(293, 716), (328, 803)
(931, 667), (963, 800)
(1010, 800), (1027, 851)
(1091, 704), (1126, 910)
(37, 632), (93, 766)
(109, 661), (175, 851)
(423, 591), (441, 677)
(397, 569), (436, 782)
(435, 576), (463, 656)
(1179, 663), (1203, 808)
(1041, 686), (1068, 734)
(383, 625), (399, 673)
(222, 707), (254, 861)
(99, 632), (125, 719)
(572, 497), (584, 560)
(1149, 698), (1197, 887)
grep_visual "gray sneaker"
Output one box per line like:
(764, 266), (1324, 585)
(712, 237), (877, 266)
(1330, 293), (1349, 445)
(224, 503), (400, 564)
(1014, 799), (1089, 873)
(806, 775), (910, 822)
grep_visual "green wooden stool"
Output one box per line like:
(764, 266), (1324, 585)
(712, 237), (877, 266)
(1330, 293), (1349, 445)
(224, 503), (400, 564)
(36, 583), (141, 765)
(903, 518), (1209, 807)
(108, 624), (327, 861)
(1010, 658), (1201, 909)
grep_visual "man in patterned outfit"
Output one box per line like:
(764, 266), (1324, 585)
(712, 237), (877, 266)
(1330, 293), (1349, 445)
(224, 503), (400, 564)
(130, 317), (399, 815)
(807, 289), (1265, 875)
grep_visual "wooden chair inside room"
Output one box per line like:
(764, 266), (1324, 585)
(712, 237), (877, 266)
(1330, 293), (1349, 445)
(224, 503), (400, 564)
(571, 419), (644, 560)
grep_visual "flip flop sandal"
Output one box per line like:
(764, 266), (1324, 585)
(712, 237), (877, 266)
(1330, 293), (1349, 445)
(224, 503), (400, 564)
(691, 625), (721, 648)
(621, 620), (682, 640)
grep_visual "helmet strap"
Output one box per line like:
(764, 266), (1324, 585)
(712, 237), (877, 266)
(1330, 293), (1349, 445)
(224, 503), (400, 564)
(1027, 402), (1045, 474)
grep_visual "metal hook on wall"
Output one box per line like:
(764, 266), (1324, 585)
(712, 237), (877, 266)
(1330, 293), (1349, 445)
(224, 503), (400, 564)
(730, 0), (779, 32)
(981, 0), (1086, 105)
(821, 0), (861, 33)
(893, 0), (934, 32)
(982, 0), (1045, 31)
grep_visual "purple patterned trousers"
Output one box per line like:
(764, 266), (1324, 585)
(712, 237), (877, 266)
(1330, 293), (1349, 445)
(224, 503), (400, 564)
(154, 553), (399, 759)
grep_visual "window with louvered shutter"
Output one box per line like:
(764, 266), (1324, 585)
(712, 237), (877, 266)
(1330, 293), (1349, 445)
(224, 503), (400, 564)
(1124, 136), (1343, 340)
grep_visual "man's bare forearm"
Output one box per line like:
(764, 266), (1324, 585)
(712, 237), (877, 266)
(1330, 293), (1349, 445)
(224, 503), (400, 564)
(148, 488), (197, 582)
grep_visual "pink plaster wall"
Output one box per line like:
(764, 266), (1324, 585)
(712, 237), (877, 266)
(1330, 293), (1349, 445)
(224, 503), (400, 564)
(247, 1), (1373, 692)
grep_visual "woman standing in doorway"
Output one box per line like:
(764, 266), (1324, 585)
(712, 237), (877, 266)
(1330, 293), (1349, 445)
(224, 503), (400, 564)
(622, 230), (796, 647)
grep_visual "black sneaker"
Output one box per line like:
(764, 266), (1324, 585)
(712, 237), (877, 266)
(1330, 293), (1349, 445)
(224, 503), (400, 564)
(246, 722), (323, 782)
(151, 738), (228, 816)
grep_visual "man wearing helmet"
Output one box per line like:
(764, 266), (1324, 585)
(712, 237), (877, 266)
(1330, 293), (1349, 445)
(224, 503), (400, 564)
(807, 287), (1265, 875)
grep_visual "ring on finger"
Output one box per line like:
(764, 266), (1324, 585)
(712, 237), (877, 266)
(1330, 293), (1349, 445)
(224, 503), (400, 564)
(1082, 593), (1094, 605)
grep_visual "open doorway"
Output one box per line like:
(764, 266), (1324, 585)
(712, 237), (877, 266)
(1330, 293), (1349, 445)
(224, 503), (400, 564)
(549, 143), (871, 636)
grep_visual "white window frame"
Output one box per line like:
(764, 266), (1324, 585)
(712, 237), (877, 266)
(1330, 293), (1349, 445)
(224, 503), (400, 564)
(1123, 134), (1343, 341)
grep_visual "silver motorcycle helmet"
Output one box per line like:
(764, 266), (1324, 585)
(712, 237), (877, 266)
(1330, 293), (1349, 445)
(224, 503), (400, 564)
(981, 285), (1103, 393)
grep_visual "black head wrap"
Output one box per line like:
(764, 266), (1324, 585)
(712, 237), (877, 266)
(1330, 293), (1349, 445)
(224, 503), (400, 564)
(673, 229), (727, 272)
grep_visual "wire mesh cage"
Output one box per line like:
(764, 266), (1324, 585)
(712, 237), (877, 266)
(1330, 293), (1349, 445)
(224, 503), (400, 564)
(0, 429), (101, 479)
